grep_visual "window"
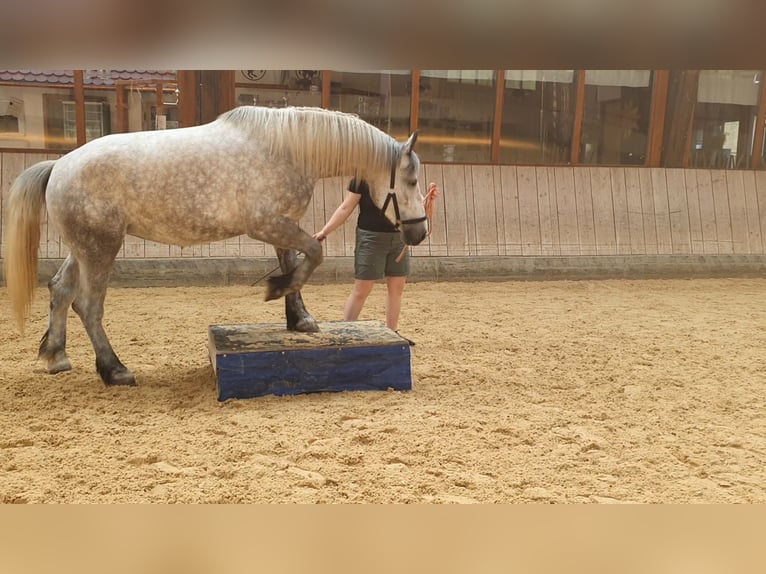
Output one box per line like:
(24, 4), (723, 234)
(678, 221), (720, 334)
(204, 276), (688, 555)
(234, 70), (322, 109)
(417, 70), (496, 163)
(500, 70), (575, 164)
(581, 70), (653, 165)
(63, 101), (109, 142)
(691, 70), (761, 169)
(0, 97), (23, 134)
(329, 70), (411, 141)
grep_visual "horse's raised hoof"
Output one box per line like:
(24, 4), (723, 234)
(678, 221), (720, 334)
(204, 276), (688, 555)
(288, 316), (320, 333)
(264, 289), (282, 302)
(265, 273), (295, 301)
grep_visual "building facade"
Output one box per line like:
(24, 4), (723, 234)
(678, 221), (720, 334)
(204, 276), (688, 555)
(2, 69), (765, 169)
(2, 69), (766, 279)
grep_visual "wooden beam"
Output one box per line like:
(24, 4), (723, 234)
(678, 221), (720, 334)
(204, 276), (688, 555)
(321, 70), (331, 109)
(176, 70), (199, 127)
(197, 70), (234, 124)
(177, 70), (234, 126)
(115, 84), (127, 133)
(73, 70), (86, 147)
(752, 71), (766, 169)
(662, 70), (699, 167)
(491, 70), (505, 163)
(409, 70), (420, 134)
(570, 70), (586, 164)
(219, 70), (236, 113)
(646, 70), (670, 167)
(155, 83), (165, 128)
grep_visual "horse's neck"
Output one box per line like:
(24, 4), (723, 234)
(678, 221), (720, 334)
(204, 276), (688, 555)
(309, 134), (395, 181)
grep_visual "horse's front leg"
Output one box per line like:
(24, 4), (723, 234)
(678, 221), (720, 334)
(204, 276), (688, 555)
(275, 247), (319, 332)
(249, 216), (323, 302)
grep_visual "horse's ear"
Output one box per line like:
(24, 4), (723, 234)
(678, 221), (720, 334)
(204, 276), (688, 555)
(404, 131), (418, 155)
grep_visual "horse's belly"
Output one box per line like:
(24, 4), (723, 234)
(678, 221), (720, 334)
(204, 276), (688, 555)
(123, 188), (247, 246)
(126, 220), (240, 247)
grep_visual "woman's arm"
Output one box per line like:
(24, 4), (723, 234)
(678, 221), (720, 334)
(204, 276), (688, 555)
(313, 191), (361, 241)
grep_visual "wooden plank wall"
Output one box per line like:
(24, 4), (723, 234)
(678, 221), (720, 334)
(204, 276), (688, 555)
(3, 151), (766, 261)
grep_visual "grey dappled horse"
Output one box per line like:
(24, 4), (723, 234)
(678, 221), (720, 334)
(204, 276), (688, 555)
(4, 106), (427, 386)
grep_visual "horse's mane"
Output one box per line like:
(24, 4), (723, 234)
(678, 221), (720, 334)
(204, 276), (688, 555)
(219, 106), (400, 178)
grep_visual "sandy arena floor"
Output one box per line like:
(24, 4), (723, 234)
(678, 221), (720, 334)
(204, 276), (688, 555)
(1, 278), (765, 503)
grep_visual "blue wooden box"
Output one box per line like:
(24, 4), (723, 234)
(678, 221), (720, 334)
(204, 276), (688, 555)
(207, 320), (412, 401)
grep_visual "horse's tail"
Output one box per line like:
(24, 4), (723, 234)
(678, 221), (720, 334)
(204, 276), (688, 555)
(3, 160), (56, 333)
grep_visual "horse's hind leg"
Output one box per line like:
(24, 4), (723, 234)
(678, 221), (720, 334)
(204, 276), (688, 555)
(39, 254), (79, 374)
(72, 247), (135, 386)
(275, 247), (319, 332)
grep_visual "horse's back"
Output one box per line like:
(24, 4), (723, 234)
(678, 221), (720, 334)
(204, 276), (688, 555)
(42, 118), (313, 247)
(47, 121), (248, 200)
(53, 121), (237, 172)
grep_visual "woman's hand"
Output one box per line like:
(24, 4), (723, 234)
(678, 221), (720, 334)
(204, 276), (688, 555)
(423, 182), (440, 236)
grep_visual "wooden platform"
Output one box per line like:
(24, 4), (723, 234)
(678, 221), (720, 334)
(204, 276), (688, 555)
(208, 320), (412, 401)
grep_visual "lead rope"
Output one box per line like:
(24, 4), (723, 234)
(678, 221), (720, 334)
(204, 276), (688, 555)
(395, 183), (439, 263)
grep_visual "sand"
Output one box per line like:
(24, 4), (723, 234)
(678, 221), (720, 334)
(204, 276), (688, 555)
(1, 278), (765, 503)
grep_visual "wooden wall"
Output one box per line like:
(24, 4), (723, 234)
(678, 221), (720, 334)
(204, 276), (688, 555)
(3, 151), (766, 261)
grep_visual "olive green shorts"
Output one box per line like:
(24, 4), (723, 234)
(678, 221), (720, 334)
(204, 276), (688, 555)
(354, 228), (410, 280)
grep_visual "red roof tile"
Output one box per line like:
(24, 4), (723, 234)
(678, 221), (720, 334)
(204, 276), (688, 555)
(0, 70), (176, 86)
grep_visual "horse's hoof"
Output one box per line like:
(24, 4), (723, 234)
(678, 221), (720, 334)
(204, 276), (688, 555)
(265, 285), (298, 301)
(107, 371), (136, 386)
(289, 317), (320, 333)
(100, 366), (136, 386)
(264, 288), (282, 302)
(107, 373), (136, 387)
(47, 354), (72, 374)
(265, 274), (296, 301)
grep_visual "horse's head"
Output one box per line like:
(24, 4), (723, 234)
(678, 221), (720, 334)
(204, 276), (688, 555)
(369, 132), (428, 246)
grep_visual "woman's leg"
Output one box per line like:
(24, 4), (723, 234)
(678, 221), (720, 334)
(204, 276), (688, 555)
(384, 275), (407, 331)
(344, 279), (376, 320)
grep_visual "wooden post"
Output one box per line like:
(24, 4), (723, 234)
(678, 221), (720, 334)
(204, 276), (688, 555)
(409, 70), (420, 134)
(115, 84), (127, 133)
(321, 70), (332, 109)
(662, 70), (699, 168)
(196, 70), (235, 124)
(491, 70), (505, 163)
(646, 70), (670, 167)
(73, 70), (86, 147)
(570, 70), (586, 164)
(176, 70), (199, 127)
(752, 72), (766, 169)
(155, 83), (164, 129)
(198, 71), (217, 123)
(219, 70), (236, 113)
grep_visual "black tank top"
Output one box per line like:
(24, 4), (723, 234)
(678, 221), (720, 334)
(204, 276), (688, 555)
(348, 178), (398, 233)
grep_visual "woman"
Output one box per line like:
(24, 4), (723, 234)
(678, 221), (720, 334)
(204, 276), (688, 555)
(313, 178), (440, 345)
